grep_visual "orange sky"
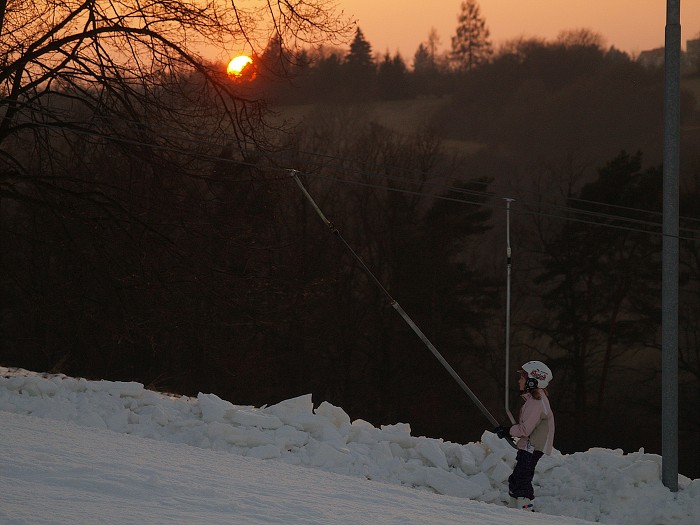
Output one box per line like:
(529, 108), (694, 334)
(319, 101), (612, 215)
(339, 0), (700, 58)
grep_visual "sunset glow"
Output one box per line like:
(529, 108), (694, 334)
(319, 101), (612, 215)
(226, 55), (253, 78)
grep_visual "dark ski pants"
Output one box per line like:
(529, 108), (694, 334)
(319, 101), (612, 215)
(508, 449), (544, 500)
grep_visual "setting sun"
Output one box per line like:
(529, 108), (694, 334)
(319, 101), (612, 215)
(227, 55), (253, 79)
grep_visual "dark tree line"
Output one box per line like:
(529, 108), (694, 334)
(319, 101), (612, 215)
(259, 25), (700, 111)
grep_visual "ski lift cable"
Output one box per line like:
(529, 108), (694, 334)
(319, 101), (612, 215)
(298, 171), (700, 241)
(291, 168), (678, 233)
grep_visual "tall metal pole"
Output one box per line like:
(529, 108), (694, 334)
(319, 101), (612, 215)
(504, 199), (516, 425)
(662, 0), (680, 492)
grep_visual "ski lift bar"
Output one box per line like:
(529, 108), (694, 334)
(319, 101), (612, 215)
(289, 169), (513, 442)
(504, 198), (516, 425)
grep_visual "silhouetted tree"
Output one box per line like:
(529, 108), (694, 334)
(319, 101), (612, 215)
(257, 35), (288, 78)
(377, 52), (409, 99)
(528, 151), (662, 449)
(556, 28), (606, 49)
(345, 27), (374, 71)
(303, 47), (346, 100)
(450, 0), (493, 72)
(413, 44), (433, 74)
(342, 27), (376, 98)
(414, 28), (445, 74)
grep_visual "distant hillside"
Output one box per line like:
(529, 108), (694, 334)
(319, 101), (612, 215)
(273, 61), (699, 196)
(275, 96), (485, 157)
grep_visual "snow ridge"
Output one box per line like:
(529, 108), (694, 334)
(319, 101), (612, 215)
(1, 367), (697, 525)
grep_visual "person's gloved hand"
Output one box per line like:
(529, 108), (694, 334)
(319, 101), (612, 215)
(494, 425), (511, 439)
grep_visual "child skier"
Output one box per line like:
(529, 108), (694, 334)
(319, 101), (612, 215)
(495, 360), (555, 512)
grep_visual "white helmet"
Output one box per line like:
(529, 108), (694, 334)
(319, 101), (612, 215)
(520, 361), (552, 389)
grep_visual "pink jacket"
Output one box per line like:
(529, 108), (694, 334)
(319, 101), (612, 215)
(509, 391), (555, 455)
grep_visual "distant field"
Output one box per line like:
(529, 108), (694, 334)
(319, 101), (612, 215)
(274, 97), (484, 156)
(361, 97), (448, 132)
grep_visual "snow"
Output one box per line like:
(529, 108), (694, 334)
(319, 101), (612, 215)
(0, 367), (697, 525)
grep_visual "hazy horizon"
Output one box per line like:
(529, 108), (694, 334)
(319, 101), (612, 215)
(338, 0), (699, 58)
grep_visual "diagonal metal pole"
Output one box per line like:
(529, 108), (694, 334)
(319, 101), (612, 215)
(289, 169), (509, 434)
(504, 198), (516, 425)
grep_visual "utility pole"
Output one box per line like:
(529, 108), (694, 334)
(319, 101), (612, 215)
(662, 0), (680, 492)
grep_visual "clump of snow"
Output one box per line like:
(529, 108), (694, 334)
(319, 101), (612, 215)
(0, 367), (697, 525)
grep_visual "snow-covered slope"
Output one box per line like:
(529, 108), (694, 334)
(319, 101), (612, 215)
(0, 367), (697, 524)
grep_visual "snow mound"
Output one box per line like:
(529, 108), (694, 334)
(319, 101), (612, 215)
(0, 367), (696, 525)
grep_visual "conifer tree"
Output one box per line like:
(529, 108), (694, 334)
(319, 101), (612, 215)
(413, 43), (433, 74)
(450, 0), (493, 71)
(345, 27), (374, 70)
(377, 52), (408, 99)
(343, 27), (375, 97)
(414, 28), (443, 74)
